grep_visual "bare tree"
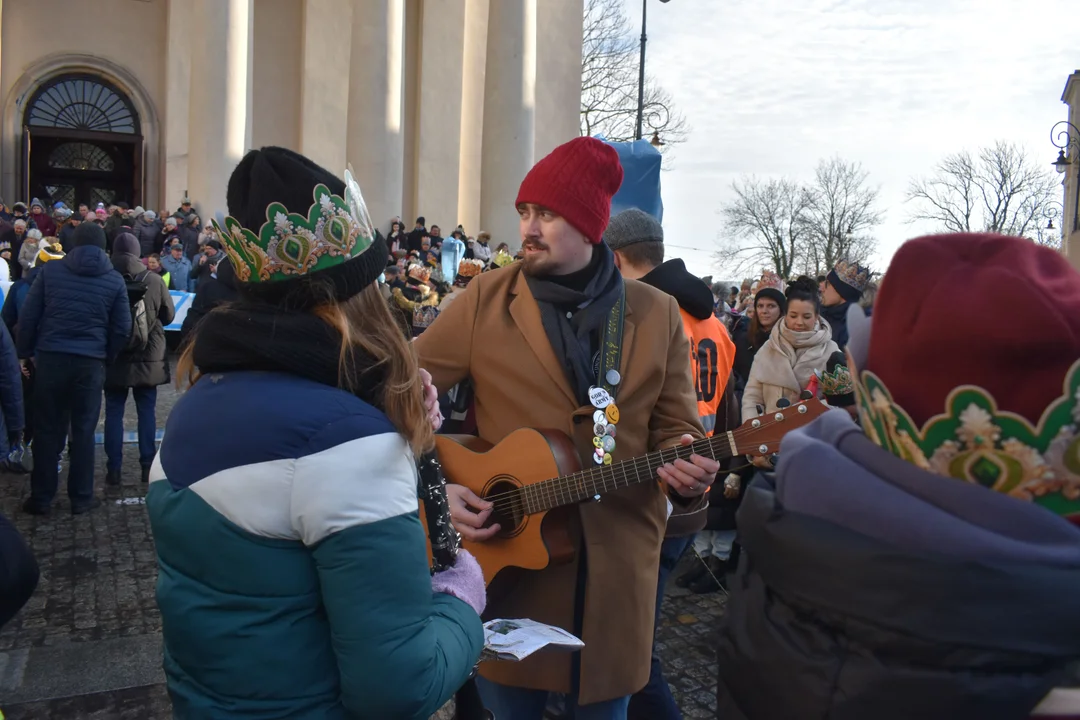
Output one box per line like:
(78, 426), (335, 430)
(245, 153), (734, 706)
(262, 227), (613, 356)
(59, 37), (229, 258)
(906, 141), (1060, 237)
(800, 157), (884, 273)
(580, 0), (688, 148)
(716, 177), (811, 279)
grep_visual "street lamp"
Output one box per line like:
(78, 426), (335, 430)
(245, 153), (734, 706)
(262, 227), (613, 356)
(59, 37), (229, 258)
(1050, 120), (1080, 234)
(1045, 201), (1064, 230)
(636, 0), (671, 142)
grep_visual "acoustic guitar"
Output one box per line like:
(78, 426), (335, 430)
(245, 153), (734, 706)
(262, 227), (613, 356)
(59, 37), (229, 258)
(426, 398), (830, 585)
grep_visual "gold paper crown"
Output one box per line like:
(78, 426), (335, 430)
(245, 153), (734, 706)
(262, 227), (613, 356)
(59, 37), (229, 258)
(832, 260), (871, 293)
(407, 263), (431, 283)
(855, 359), (1080, 518)
(820, 363), (854, 397)
(211, 168), (374, 284)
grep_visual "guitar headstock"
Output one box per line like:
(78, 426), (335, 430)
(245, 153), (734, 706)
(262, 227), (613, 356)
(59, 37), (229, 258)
(733, 399), (829, 457)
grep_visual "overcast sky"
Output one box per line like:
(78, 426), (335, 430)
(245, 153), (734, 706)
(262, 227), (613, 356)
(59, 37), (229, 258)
(627, 0), (1080, 280)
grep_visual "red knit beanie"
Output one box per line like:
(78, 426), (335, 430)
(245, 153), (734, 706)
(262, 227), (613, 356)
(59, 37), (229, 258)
(516, 137), (624, 244)
(865, 233), (1080, 427)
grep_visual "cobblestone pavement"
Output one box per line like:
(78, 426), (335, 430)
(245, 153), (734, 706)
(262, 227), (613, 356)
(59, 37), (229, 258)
(0, 365), (727, 718)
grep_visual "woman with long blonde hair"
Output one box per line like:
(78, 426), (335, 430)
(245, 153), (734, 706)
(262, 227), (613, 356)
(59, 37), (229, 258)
(147, 147), (485, 719)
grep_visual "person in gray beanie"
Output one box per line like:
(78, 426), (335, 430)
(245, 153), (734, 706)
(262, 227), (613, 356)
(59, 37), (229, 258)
(605, 208), (739, 719)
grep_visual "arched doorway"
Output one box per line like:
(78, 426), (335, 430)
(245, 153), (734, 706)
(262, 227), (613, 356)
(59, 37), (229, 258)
(22, 73), (143, 209)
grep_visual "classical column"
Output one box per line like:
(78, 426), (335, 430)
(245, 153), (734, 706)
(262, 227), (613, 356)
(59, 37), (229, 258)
(187, 0), (253, 220)
(479, 0), (536, 251)
(164, 0), (193, 210)
(416, 0), (467, 230)
(455, 0), (490, 234)
(300, 0), (353, 173)
(534, 0), (584, 160)
(347, 0), (406, 226)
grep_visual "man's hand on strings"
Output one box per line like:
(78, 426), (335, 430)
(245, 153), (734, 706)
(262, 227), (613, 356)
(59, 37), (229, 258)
(658, 434), (720, 498)
(446, 484), (501, 542)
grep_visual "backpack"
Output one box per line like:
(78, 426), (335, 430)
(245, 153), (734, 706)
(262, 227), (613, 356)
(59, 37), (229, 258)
(123, 270), (151, 353)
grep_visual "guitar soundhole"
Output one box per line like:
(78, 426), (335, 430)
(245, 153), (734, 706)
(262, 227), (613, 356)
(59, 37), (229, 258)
(483, 478), (526, 539)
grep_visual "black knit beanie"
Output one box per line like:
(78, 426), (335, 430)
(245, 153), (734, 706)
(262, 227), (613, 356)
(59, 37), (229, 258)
(73, 222), (107, 250)
(225, 146), (386, 309)
(754, 287), (787, 314)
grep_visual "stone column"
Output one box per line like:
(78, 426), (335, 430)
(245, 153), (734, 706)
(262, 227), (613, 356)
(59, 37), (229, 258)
(187, 0), (253, 221)
(455, 0), (489, 234)
(479, 0), (536, 251)
(1063, 72), (1080, 271)
(300, 0), (354, 173)
(347, 0), (406, 226)
(164, 0), (193, 211)
(416, 0), (467, 231)
(534, 0), (584, 160)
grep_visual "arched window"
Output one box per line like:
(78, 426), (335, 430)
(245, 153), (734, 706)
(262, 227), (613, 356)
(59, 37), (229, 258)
(47, 142), (116, 172)
(25, 75), (139, 134)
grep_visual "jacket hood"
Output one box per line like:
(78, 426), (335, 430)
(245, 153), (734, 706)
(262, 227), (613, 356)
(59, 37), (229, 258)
(216, 257), (237, 290)
(111, 252), (147, 277)
(742, 410), (1080, 655)
(63, 244), (115, 277)
(639, 259), (714, 319)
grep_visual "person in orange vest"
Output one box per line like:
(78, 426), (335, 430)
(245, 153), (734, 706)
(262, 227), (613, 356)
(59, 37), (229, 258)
(606, 208), (736, 720)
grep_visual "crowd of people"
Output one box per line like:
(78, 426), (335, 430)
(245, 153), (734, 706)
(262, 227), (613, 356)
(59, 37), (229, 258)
(0, 135), (1079, 720)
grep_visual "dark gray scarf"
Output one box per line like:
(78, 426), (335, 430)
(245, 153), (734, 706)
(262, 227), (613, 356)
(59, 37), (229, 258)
(525, 244), (623, 403)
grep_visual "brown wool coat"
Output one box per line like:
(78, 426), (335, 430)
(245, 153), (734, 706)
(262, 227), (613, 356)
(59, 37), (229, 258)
(415, 262), (704, 704)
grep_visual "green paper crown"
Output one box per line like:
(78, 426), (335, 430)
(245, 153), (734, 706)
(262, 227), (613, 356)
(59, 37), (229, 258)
(855, 360), (1080, 518)
(211, 168), (374, 284)
(819, 363), (854, 397)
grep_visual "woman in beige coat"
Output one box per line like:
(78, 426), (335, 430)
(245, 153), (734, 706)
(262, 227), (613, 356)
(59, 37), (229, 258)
(742, 276), (839, 423)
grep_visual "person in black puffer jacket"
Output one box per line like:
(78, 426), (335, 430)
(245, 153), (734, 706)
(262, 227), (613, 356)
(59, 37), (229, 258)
(16, 223), (130, 516)
(103, 233), (175, 485)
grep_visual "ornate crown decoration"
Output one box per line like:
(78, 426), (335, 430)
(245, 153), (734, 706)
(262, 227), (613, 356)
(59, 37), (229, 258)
(832, 260), (871, 293)
(819, 363), (854, 397)
(407, 263), (432, 283)
(855, 360), (1080, 518)
(211, 168), (374, 284)
(758, 269), (783, 291)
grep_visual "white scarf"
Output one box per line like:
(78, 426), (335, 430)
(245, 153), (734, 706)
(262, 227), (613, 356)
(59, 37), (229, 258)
(756, 318), (838, 396)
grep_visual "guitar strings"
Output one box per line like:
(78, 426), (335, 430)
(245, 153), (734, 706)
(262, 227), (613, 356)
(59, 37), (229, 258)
(475, 411), (807, 519)
(483, 415), (793, 515)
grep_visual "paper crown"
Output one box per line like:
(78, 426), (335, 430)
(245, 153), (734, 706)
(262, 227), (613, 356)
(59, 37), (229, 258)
(407, 263), (432, 283)
(211, 168), (374, 284)
(832, 260), (871, 293)
(855, 359), (1080, 518)
(758, 270), (783, 291)
(820, 362), (854, 398)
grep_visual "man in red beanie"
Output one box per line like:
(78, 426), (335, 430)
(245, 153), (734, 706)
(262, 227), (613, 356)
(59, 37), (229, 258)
(714, 233), (1080, 720)
(416, 136), (719, 719)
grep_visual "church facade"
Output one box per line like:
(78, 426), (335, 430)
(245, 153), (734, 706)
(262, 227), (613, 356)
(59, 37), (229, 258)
(0, 0), (584, 246)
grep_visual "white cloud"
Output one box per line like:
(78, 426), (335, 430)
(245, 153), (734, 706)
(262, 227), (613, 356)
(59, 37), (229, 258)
(629, 0), (1080, 278)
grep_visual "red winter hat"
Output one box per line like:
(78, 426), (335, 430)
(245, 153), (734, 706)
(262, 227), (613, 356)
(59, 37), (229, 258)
(865, 233), (1080, 426)
(515, 137), (623, 244)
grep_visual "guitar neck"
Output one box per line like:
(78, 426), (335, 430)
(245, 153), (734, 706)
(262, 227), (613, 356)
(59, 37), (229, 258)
(521, 434), (736, 515)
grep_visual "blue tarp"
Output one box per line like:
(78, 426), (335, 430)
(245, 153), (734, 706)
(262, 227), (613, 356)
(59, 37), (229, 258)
(602, 138), (664, 222)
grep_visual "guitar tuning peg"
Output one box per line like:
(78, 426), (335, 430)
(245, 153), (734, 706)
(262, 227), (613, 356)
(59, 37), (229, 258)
(775, 398), (791, 409)
(756, 404), (765, 415)
(769, 453), (780, 466)
(800, 390), (814, 400)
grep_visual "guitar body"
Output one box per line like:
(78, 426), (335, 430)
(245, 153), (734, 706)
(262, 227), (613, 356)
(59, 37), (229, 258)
(431, 428), (582, 585)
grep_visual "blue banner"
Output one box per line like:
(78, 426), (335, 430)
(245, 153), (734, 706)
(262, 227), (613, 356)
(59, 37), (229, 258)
(603, 138), (664, 222)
